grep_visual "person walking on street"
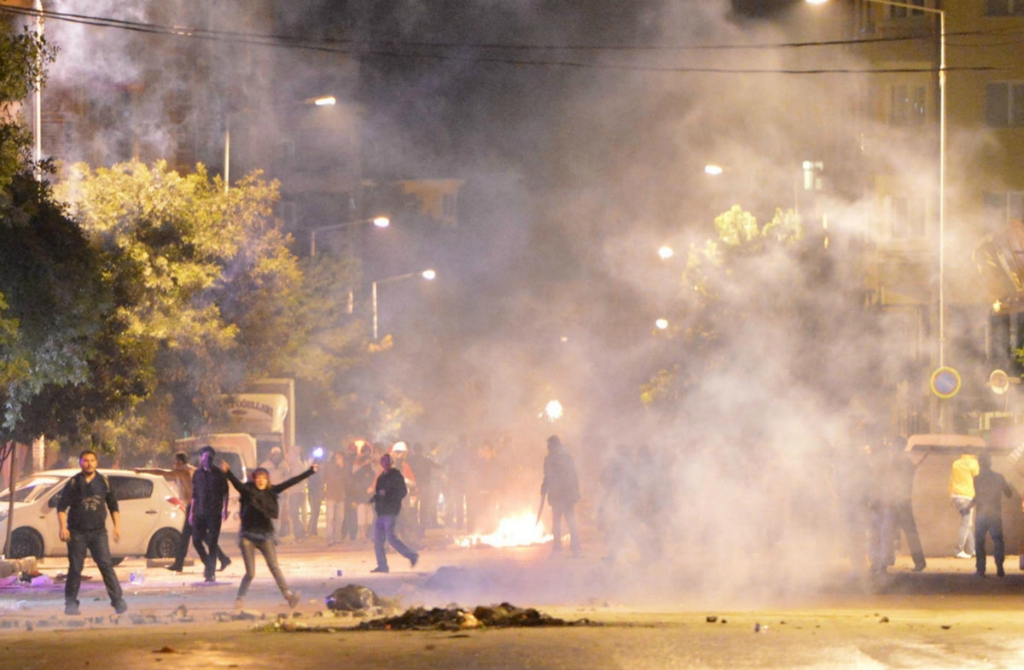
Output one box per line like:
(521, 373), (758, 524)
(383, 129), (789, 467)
(370, 453), (419, 573)
(221, 460), (317, 608)
(323, 448), (347, 545)
(949, 451), (979, 558)
(971, 452), (1015, 577)
(541, 435), (582, 557)
(886, 436), (927, 572)
(135, 452), (230, 573)
(57, 450), (128, 616)
(191, 445), (229, 582)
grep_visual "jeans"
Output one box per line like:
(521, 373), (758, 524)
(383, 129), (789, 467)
(550, 502), (581, 554)
(952, 496), (975, 555)
(237, 534), (290, 598)
(66, 529), (124, 607)
(891, 500), (926, 568)
(174, 504), (229, 568)
(975, 515), (1005, 575)
(325, 500), (345, 543)
(192, 513), (223, 580)
(373, 514), (417, 569)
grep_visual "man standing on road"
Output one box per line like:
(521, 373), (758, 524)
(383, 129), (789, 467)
(191, 445), (229, 582)
(135, 452), (230, 573)
(886, 436), (927, 572)
(370, 453), (419, 573)
(949, 451), (979, 559)
(971, 452), (1015, 577)
(57, 450), (128, 616)
(541, 435), (581, 557)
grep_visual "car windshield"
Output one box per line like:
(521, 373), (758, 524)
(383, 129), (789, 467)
(0, 476), (63, 504)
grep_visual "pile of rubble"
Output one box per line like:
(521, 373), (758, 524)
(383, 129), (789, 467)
(355, 601), (592, 632)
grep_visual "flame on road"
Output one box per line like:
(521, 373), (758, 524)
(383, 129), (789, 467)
(455, 512), (554, 548)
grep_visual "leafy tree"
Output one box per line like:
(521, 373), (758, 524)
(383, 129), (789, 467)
(56, 161), (305, 459)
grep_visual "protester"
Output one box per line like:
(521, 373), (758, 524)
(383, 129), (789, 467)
(323, 448), (347, 546)
(191, 445), (230, 582)
(135, 452), (230, 573)
(347, 443), (376, 541)
(221, 460), (317, 608)
(886, 436), (926, 572)
(370, 453), (419, 573)
(971, 452), (1015, 577)
(260, 447), (294, 537)
(540, 435), (582, 557)
(57, 450), (128, 615)
(949, 451), (979, 558)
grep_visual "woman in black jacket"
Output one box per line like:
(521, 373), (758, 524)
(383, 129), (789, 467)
(221, 460), (317, 609)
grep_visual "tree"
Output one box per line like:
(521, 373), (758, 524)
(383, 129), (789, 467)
(56, 161), (305, 459)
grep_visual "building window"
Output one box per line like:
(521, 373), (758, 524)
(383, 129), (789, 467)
(890, 0), (925, 18)
(986, 82), (1024, 128)
(986, 0), (1024, 16)
(891, 195), (926, 239)
(983, 191), (1024, 228)
(890, 84), (927, 125)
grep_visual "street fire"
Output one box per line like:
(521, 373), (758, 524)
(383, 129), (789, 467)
(455, 512), (554, 548)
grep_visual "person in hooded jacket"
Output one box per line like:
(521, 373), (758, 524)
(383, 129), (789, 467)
(221, 459), (317, 609)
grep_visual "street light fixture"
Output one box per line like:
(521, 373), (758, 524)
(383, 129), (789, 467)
(805, 0), (947, 368)
(309, 216), (390, 257)
(223, 95), (337, 193)
(372, 269), (437, 340)
(658, 245), (675, 260)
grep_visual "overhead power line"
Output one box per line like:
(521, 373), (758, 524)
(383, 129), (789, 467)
(0, 4), (1011, 75)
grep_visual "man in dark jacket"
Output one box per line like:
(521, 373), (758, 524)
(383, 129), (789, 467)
(972, 451), (1015, 577)
(57, 450), (128, 616)
(541, 435), (581, 556)
(370, 453), (419, 573)
(191, 445), (229, 582)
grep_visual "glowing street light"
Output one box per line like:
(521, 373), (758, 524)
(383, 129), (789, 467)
(223, 95), (337, 193)
(309, 216), (390, 257)
(655, 318), (669, 330)
(704, 164), (725, 176)
(544, 400), (564, 422)
(372, 269), (437, 340)
(658, 245), (675, 260)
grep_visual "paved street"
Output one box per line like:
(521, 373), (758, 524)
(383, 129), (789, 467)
(5, 530), (1024, 668)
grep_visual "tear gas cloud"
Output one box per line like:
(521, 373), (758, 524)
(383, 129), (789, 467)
(37, 0), (960, 608)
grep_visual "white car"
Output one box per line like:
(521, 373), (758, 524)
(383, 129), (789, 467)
(0, 469), (187, 562)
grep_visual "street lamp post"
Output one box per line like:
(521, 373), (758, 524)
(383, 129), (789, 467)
(223, 95), (337, 193)
(372, 269), (436, 340)
(806, 0), (946, 366)
(309, 216), (390, 257)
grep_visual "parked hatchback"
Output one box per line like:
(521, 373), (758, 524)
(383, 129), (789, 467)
(0, 469), (186, 561)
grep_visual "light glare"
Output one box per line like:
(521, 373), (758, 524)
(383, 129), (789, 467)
(314, 96), (337, 106)
(658, 245), (674, 260)
(655, 318), (669, 330)
(373, 216), (390, 228)
(422, 269), (437, 280)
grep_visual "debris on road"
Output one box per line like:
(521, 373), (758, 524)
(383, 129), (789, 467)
(324, 584), (396, 614)
(354, 602), (594, 632)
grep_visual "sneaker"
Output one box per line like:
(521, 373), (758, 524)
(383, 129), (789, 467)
(165, 564), (183, 572)
(370, 566), (389, 573)
(204, 575), (216, 583)
(64, 602), (81, 616)
(913, 562), (927, 572)
(955, 551), (972, 559)
(113, 600), (128, 614)
(287, 591), (302, 608)
(409, 553), (419, 569)
(218, 557), (232, 572)
(998, 568), (1006, 577)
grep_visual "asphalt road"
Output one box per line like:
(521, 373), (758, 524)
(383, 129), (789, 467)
(4, 532), (1024, 669)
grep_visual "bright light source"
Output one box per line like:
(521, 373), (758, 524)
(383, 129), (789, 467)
(422, 269), (437, 280)
(655, 318), (668, 330)
(704, 164), (724, 176)
(544, 400), (564, 421)
(993, 300), (1003, 313)
(314, 96), (337, 106)
(560, 335), (569, 343)
(658, 245), (674, 260)
(373, 216), (390, 228)
(805, 0), (828, 4)
(311, 446), (325, 459)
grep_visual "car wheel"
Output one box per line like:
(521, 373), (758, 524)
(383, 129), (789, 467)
(9, 528), (44, 559)
(147, 528), (181, 559)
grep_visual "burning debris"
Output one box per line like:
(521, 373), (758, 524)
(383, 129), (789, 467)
(454, 513), (553, 548)
(354, 602), (594, 631)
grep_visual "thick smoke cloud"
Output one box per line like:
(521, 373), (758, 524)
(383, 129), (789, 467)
(37, 0), (955, 607)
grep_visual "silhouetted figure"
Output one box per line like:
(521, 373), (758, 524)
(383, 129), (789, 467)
(191, 446), (229, 582)
(971, 452), (1014, 577)
(370, 453), (419, 572)
(886, 436), (926, 572)
(541, 435), (581, 556)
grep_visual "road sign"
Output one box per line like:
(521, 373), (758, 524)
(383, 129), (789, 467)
(930, 366), (961, 399)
